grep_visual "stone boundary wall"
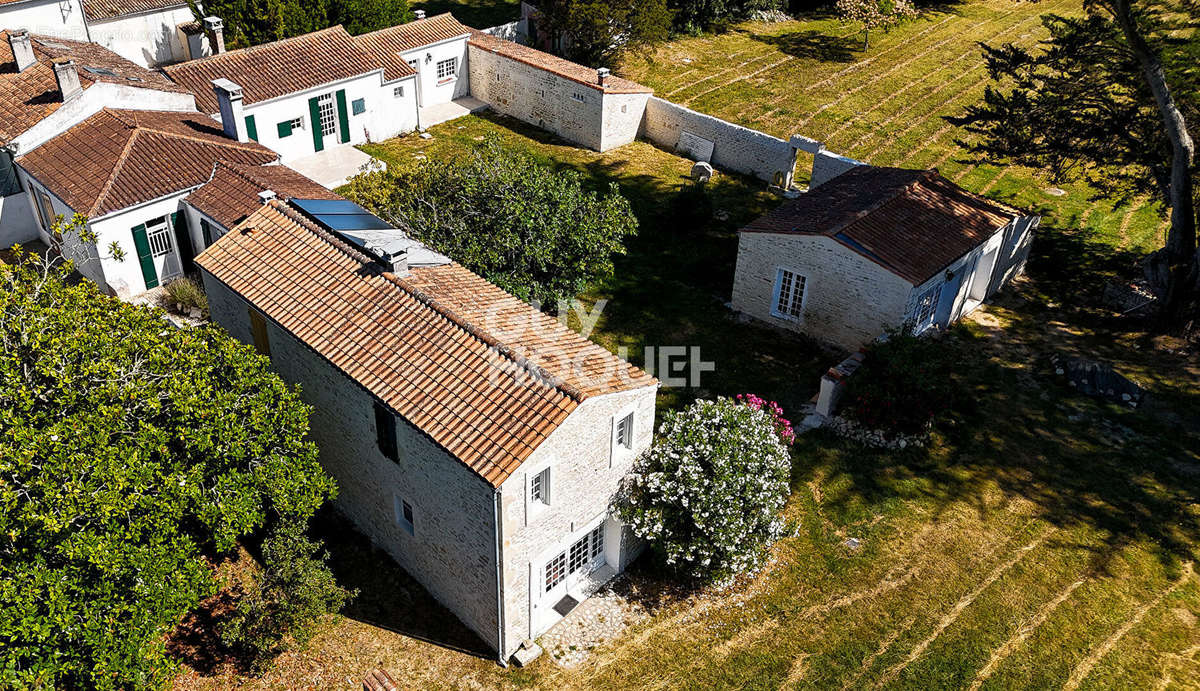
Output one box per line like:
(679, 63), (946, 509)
(639, 97), (798, 186)
(811, 149), (866, 189)
(481, 18), (528, 43)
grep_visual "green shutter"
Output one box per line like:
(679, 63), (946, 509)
(245, 114), (258, 141)
(335, 89), (350, 144)
(131, 223), (158, 289)
(277, 120), (292, 138)
(308, 97), (324, 152)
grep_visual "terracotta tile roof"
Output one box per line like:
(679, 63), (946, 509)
(17, 109), (277, 218)
(468, 31), (652, 95)
(0, 30), (191, 146)
(352, 14), (473, 83)
(195, 202), (656, 486)
(186, 160), (339, 229)
(741, 166), (1024, 284)
(82, 0), (187, 21)
(164, 26), (381, 113)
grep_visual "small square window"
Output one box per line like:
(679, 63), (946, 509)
(393, 85), (404, 98)
(394, 495), (414, 535)
(571, 92), (586, 103)
(289, 117), (303, 130)
(436, 57), (456, 80)
(351, 98), (366, 115)
(616, 412), (634, 450)
(531, 467), (550, 507)
(535, 88), (545, 98)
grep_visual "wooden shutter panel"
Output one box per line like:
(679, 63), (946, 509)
(277, 120), (292, 138)
(171, 211), (195, 273)
(335, 89), (350, 144)
(308, 97), (324, 152)
(374, 401), (399, 462)
(248, 308), (270, 357)
(130, 223), (158, 289)
(200, 218), (213, 248)
(244, 114), (258, 141)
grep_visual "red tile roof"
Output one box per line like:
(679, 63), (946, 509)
(195, 202), (655, 486)
(164, 26), (381, 112)
(468, 30), (652, 95)
(17, 109), (277, 218)
(354, 13), (469, 81)
(82, 0), (187, 21)
(0, 30), (191, 146)
(741, 166), (1024, 284)
(186, 160), (340, 229)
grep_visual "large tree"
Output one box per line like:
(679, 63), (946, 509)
(0, 245), (341, 688)
(343, 137), (638, 306)
(951, 0), (1198, 328)
(535, 0), (672, 66)
(834, 0), (918, 50)
(669, 0), (786, 34)
(192, 0), (409, 47)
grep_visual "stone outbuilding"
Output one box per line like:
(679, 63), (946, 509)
(731, 166), (1040, 349)
(195, 199), (659, 663)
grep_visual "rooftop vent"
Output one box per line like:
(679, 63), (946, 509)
(414, 9), (426, 19)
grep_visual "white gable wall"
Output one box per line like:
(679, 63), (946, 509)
(400, 35), (470, 109)
(14, 166), (107, 288)
(88, 5), (194, 67)
(0, 0), (88, 40)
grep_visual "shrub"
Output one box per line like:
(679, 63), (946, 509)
(734, 393), (796, 445)
(615, 397), (792, 583)
(843, 325), (959, 436)
(165, 277), (209, 316)
(221, 523), (354, 672)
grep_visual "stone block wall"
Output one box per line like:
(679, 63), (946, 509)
(639, 97), (798, 185)
(731, 231), (913, 350)
(810, 149), (866, 189)
(200, 273), (503, 654)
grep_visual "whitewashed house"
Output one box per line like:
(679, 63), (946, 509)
(13, 108), (277, 295)
(195, 198), (658, 662)
(0, 29), (196, 247)
(0, 0), (89, 40)
(732, 166), (1039, 349)
(164, 25), (418, 163)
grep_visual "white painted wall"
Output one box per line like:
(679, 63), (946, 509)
(218, 71), (416, 163)
(89, 192), (195, 297)
(14, 166), (108, 288)
(0, 0), (88, 39)
(88, 5), (194, 67)
(0, 192), (40, 247)
(401, 36), (470, 109)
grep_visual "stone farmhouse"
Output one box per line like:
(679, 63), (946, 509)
(195, 197), (658, 661)
(732, 166), (1040, 349)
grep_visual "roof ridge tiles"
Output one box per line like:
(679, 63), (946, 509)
(184, 25), (350, 64)
(87, 112), (139, 215)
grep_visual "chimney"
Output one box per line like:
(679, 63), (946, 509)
(414, 9), (426, 19)
(203, 16), (225, 54)
(52, 59), (82, 101)
(257, 189), (276, 204)
(211, 78), (248, 142)
(597, 67), (610, 88)
(368, 244), (408, 275)
(9, 29), (36, 72)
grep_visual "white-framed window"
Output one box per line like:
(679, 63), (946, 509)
(772, 268), (806, 320)
(544, 524), (604, 593)
(571, 92), (586, 103)
(531, 467), (550, 507)
(913, 285), (941, 331)
(317, 92), (337, 137)
(393, 85), (404, 98)
(615, 412), (633, 450)
(610, 408), (637, 465)
(544, 552), (567, 592)
(436, 57), (456, 80)
(288, 117), (304, 131)
(145, 216), (174, 257)
(393, 494), (415, 535)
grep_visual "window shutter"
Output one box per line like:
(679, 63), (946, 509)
(248, 308), (271, 357)
(308, 97), (324, 152)
(374, 401), (399, 462)
(200, 218), (213, 248)
(335, 89), (350, 144)
(245, 114), (258, 142)
(277, 120), (292, 138)
(130, 223), (158, 289)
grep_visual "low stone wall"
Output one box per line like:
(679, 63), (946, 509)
(639, 97), (798, 186)
(811, 149), (866, 188)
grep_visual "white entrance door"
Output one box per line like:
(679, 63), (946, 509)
(145, 215), (180, 282)
(316, 93), (337, 139)
(540, 524), (606, 608)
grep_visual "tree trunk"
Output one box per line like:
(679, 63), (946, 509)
(864, 27), (870, 50)
(1108, 0), (1197, 328)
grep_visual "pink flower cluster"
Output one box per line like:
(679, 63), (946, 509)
(735, 393), (796, 446)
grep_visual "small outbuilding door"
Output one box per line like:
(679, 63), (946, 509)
(307, 90), (351, 152)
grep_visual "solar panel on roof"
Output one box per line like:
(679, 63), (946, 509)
(292, 198), (371, 216)
(290, 197), (393, 233)
(321, 214), (393, 231)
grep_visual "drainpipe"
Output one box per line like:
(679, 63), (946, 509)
(493, 487), (508, 667)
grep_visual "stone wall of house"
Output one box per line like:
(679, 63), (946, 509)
(496, 384), (657, 656)
(468, 44), (605, 151)
(731, 231), (913, 350)
(639, 97), (798, 186)
(600, 91), (652, 152)
(200, 275), (503, 654)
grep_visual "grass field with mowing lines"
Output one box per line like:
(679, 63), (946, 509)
(618, 0), (1166, 255)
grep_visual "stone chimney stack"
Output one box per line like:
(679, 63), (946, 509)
(203, 16), (225, 54)
(52, 59), (82, 101)
(211, 78), (248, 142)
(258, 190), (276, 204)
(597, 67), (610, 88)
(9, 29), (36, 72)
(414, 9), (426, 19)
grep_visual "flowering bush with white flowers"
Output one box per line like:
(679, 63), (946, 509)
(615, 397), (793, 584)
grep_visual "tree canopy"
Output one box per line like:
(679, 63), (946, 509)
(0, 249), (338, 689)
(535, 0), (672, 66)
(192, 0), (411, 47)
(669, 0), (786, 34)
(343, 137), (639, 306)
(834, 0), (918, 49)
(951, 0), (1198, 327)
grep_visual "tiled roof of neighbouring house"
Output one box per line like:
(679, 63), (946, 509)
(186, 160), (340, 229)
(195, 201), (656, 486)
(467, 30), (653, 95)
(741, 166), (1023, 284)
(17, 109), (276, 218)
(0, 30), (191, 145)
(354, 13), (469, 82)
(82, 0), (187, 22)
(164, 26), (380, 112)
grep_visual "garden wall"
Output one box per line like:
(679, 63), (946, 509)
(811, 149), (866, 188)
(639, 97), (799, 186)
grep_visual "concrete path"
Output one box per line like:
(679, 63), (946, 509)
(418, 97), (489, 129)
(287, 146), (385, 190)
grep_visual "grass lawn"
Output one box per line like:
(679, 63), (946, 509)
(617, 0), (1168, 255)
